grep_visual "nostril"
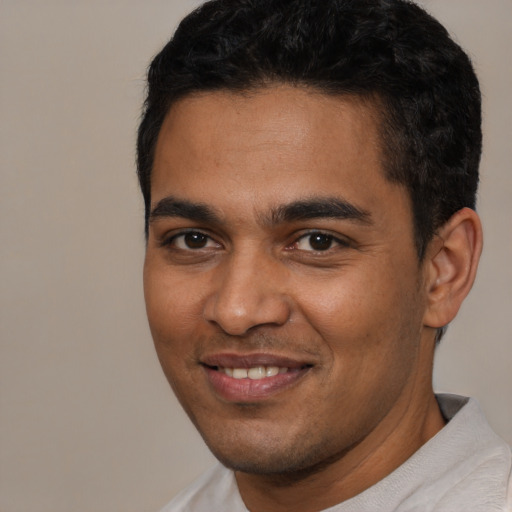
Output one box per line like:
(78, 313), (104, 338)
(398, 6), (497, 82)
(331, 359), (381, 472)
(202, 272), (292, 335)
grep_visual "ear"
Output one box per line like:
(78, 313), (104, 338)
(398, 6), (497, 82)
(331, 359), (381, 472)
(423, 207), (483, 329)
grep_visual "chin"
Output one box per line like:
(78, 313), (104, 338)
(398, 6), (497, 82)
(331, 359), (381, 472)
(203, 429), (349, 479)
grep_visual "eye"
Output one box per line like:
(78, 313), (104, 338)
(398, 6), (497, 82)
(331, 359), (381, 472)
(170, 231), (219, 250)
(294, 232), (346, 252)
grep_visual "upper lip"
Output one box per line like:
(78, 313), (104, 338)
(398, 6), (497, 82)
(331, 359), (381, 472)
(201, 352), (313, 369)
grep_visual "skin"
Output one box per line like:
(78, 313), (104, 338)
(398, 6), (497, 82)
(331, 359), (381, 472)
(143, 86), (481, 512)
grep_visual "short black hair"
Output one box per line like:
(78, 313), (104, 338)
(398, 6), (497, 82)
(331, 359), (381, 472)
(137, 0), (481, 260)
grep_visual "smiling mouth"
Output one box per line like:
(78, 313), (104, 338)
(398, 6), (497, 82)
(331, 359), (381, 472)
(201, 357), (313, 402)
(207, 364), (311, 380)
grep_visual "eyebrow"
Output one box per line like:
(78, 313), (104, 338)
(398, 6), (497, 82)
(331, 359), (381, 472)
(268, 197), (372, 225)
(149, 196), (222, 224)
(149, 195), (372, 226)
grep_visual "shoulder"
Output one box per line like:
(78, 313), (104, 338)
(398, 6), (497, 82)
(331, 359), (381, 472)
(401, 394), (512, 511)
(331, 395), (511, 512)
(158, 463), (247, 512)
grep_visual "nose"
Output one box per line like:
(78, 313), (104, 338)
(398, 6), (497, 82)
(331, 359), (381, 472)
(203, 252), (291, 336)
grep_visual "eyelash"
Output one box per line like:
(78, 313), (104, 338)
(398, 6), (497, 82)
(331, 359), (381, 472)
(162, 230), (220, 251)
(291, 231), (350, 252)
(162, 229), (350, 253)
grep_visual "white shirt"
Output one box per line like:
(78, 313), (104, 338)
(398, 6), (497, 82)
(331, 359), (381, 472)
(160, 394), (512, 511)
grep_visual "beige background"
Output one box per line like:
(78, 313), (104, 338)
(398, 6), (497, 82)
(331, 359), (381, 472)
(0, 1), (510, 511)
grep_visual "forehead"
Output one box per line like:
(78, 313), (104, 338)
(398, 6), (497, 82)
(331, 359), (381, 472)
(151, 86), (407, 225)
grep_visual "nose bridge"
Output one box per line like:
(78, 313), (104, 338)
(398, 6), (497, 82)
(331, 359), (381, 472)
(203, 246), (291, 335)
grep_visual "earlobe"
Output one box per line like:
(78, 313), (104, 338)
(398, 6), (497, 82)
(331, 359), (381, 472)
(423, 207), (483, 329)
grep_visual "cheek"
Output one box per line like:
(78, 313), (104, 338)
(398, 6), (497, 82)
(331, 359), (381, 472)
(294, 264), (422, 367)
(144, 261), (206, 338)
(143, 270), (209, 390)
(294, 274), (382, 340)
(300, 274), (422, 436)
(143, 269), (201, 391)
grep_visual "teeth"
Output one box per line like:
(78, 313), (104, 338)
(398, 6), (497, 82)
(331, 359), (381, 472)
(232, 368), (248, 379)
(248, 366), (266, 380)
(266, 366), (279, 377)
(220, 366), (289, 379)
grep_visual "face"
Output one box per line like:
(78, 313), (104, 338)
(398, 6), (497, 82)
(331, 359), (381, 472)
(144, 86), (431, 475)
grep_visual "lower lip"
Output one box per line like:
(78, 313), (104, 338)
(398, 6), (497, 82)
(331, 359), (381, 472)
(203, 366), (311, 402)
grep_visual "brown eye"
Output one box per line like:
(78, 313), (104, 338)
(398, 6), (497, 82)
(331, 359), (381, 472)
(308, 233), (334, 251)
(183, 232), (208, 248)
(171, 231), (218, 250)
(295, 232), (339, 252)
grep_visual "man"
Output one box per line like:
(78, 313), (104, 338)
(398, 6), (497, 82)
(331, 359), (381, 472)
(137, 0), (512, 510)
